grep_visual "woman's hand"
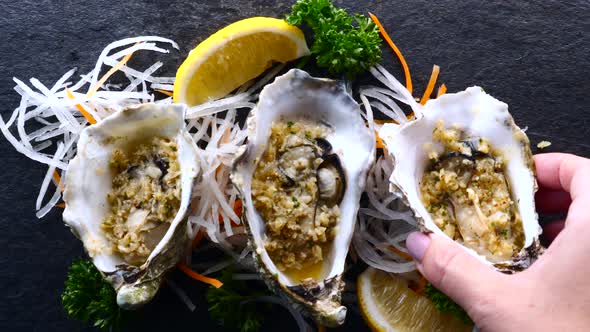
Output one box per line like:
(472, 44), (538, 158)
(406, 153), (590, 331)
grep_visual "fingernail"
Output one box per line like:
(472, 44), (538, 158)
(406, 232), (431, 262)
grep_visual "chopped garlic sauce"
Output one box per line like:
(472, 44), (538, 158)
(251, 121), (339, 282)
(102, 137), (181, 265)
(420, 120), (524, 262)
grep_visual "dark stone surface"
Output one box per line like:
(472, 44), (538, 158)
(0, 0), (589, 331)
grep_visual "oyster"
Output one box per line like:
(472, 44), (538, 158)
(379, 87), (543, 271)
(231, 69), (375, 326)
(63, 103), (199, 308)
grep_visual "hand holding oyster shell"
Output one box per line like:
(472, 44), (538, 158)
(406, 153), (590, 331)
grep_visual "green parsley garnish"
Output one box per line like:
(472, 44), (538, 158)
(499, 229), (509, 237)
(207, 269), (271, 332)
(286, 0), (382, 78)
(62, 259), (131, 330)
(425, 283), (473, 325)
(292, 196), (300, 208)
(287, 121), (295, 128)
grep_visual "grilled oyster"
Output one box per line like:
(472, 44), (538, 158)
(379, 87), (543, 271)
(63, 103), (199, 308)
(231, 69), (375, 326)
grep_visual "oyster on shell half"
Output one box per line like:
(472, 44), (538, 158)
(379, 87), (543, 272)
(231, 69), (375, 326)
(63, 103), (199, 308)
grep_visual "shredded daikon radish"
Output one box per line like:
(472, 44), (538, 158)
(353, 65), (433, 274)
(151, 83), (174, 91)
(36, 143), (65, 210)
(353, 154), (419, 274)
(88, 36), (178, 89)
(0, 36), (180, 218)
(360, 88), (408, 124)
(371, 64), (419, 109)
(184, 66), (289, 245)
(167, 279), (197, 312)
(200, 259), (236, 276)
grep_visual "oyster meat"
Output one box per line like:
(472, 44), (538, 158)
(63, 103), (199, 308)
(231, 69), (375, 326)
(379, 87), (543, 271)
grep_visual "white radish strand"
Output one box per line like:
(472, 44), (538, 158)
(1, 37), (181, 218)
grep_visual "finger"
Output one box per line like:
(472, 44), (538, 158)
(535, 188), (571, 214)
(406, 232), (507, 313)
(565, 186), (590, 227)
(534, 153), (590, 195)
(541, 220), (565, 246)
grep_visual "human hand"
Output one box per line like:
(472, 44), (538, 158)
(406, 153), (590, 331)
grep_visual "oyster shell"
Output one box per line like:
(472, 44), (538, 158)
(231, 69), (375, 326)
(379, 87), (543, 272)
(63, 103), (199, 308)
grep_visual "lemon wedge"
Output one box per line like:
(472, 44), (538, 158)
(357, 268), (472, 332)
(173, 17), (310, 106)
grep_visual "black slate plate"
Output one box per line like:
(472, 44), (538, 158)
(1, 1), (589, 331)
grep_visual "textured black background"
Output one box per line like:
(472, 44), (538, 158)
(1, 1), (589, 331)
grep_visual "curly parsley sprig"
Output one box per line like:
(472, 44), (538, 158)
(206, 269), (272, 332)
(62, 259), (131, 330)
(286, 0), (382, 78)
(425, 283), (473, 325)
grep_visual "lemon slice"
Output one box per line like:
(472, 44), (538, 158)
(357, 268), (473, 332)
(173, 17), (310, 106)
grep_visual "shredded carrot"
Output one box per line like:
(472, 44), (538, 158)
(52, 170), (65, 192)
(155, 89), (174, 97)
(218, 199), (243, 227)
(192, 229), (205, 249)
(437, 83), (447, 97)
(65, 88), (97, 124)
(415, 275), (427, 295)
(419, 65), (440, 105)
(56, 203), (66, 209)
(316, 323), (327, 332)
(233, 199), (243, 218)
(52, 170), (62, 184)
(86, 44), (137, 98)
(368, 13), (413, 94)
(387, 245), (413, 261)
(373, 119), (396, 125)
(177, 262), (223, 288)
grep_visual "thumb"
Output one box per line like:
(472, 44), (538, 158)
(406, 232), (508, 313)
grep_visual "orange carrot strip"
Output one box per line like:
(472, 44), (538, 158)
(437, 83), (447, 97)
(177, 262), (223, 288)
(419, 65), (440, 105)
(65, 88), (97, 124)
(233, 199), (243, 218)
(52, 170), (62, 184)
(218, 199), (243, 227)
(155, 89), (173, 97)
(387, 245), (413, 261)
(192, 230), (205, 249)
(56, 203), (66, 209)
(86, 45), (137, 98)
(374, 119), (396, 125)
(368, 13), (413, 94)
(53, 170), (65, 192)
(317, 323), (327, 332)
(375, 132), (386, 149)
(415, 276), (427, 295)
